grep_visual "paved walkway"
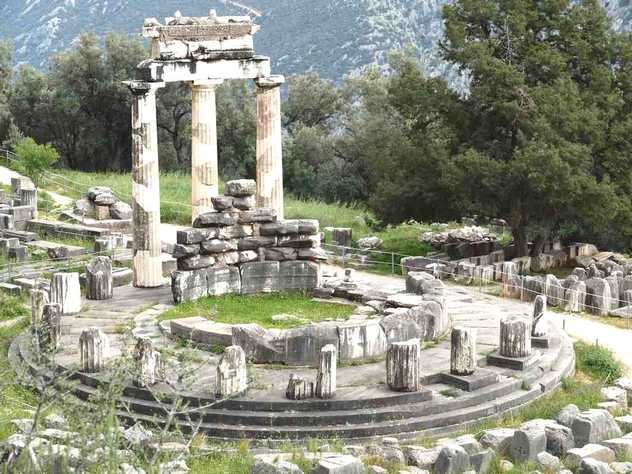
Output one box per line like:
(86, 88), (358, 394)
(343, 266), (632, 377)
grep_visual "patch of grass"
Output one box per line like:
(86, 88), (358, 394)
(575, 341), (623, 384)
(361, 454), (405, 473)
(0, 294), (28, 321)
(158, 291), (355, 329)
(0, 319), (40, 440)
(188, 451), (254, 474)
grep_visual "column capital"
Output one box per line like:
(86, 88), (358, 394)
(124, 80), (165, 95)
(255, 75), (285, 89)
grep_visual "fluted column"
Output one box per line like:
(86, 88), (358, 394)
(128, 81), (165, 288)
(255, 75), (285, 219)
(191, 80), (222, 221)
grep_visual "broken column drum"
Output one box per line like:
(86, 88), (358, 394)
(85, 256), (113, 300)
(386, 338), (421, 392)
(128, 12), (285, 283)
(450, 328), (477, 376)
(532, 294), (546, 337)
(19, 187), (37, 219)
(79, 327), (110, 373)
(216, 345), (247, 398)
(315, 344), (337, 399)
(499, 316), (532, 358)
(39, 303), (61, 352)
(50, 272), (81, 315)
(30, 289), (48, 326)
(133, 337), (162, 387)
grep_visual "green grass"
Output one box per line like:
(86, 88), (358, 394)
(575, 341), (623, 384)
(158, 291), (356, 329)
(42, 170), (433, 260)
(0, 319), (39, 440)
(0, 294), (29, 321)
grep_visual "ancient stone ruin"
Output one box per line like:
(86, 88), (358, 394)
(127, 11), (285, 288)
(70, 186), (133, 230)
(171, 179), (324, 303)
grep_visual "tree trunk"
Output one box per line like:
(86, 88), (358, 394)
(530, 235), (545, 257)
(512, 226), (529, 257)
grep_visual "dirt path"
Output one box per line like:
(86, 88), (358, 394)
(333, 265), (632, 376)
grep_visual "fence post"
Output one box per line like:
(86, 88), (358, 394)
(391, 252), (395, 274)
(341, 245), (346, 267)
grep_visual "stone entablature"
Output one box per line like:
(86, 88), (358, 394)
(142, 10), (259, 61)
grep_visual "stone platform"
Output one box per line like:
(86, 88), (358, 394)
(8, 272), (576, 444)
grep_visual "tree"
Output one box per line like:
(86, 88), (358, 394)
(13, 137), (59, 186)
(11, 34), (146, 171)
(0, 41), (13, 142)
(440, 0), (621, 255)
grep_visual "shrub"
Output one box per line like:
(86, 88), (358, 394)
(13, 137), (59, 186)
(575, 341), (623, 384)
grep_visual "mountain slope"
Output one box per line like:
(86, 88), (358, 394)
(0, 0), (630, 88)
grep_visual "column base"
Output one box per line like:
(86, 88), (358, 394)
(133, 252), (164, 288)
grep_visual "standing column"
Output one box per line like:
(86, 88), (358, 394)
(191, 80), (222, 221)
(255, 76), (285, 220)
(128, 81), (165, 288)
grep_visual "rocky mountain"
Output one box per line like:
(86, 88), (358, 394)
(1, 0), (630, 88)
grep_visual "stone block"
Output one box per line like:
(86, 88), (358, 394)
(217, 224), (253, 239)
(282, 323), (339, 365)
(586, 278), (612, 316)
(557, 404), (581, 427)
(315, 344), (337, 399)
(602, 386), (628, 408)
(85, 256), (113, 300)
(386, 338), (421, 392)
(404, 446), (440, 470)
(572, 409), (622, 447)
(215, 345), (247, 398)
(285, 374), (314, 400)
(200, 239), (238, 254)
(171, 270), (208, 304)
(314, 454), (364, 474)
(207, 266), (241, 296)
(225, 179), (256, 197)
(176, 228), (216, 245)
(602, 437), (632, 457)
(194, 211), (239, 227)
(277, 234), (320, 248)
(566, 444), (616, 468)
(252, 458), (303, 474)
(177, 255), (215, 270)
(79, 327), (109, 373)
(260, 222), (300, 236)
(7, 245), (27, 262)
(240, 262), (280, 294)
(210, 196), (234, 211)
(238, 236), (276, 250)
(578, 458), (615, 474)
(50, 272), (81, 315)
(331, 228), (352, 247)
(237, 208), (277, 224)
(337, 319), (387, 362)
(232, 195), (255, 210)
(615, 415), (632, 433)
(279, 261), (320, 291)
(172, 244), (199, 258)
(379, 311), (426, 344)
(109, 201), (132, 220)
(441, 369), (499, 392)
(434, 444), (470, 474)
(450, 327), (476, 375)
(264, 247), (298, 261)
(470, 449), (494, 474)
(95, 205), (110, 220)
(0, 213), (14, 230)
(510, 426), (546, 463)
(232, 324), (283, 363)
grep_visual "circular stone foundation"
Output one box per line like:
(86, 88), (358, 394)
(9, 270), (575, 444)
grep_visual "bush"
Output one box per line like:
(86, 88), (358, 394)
(13, 137), (59, 186)
(575, 341), (624, 384)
